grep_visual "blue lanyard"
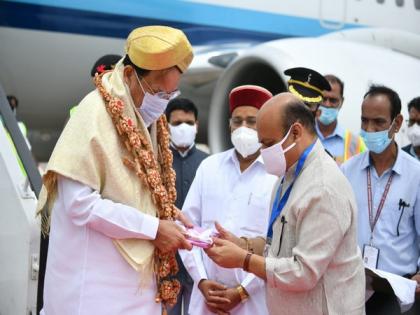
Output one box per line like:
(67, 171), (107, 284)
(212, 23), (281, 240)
(267, 141), (316, 239)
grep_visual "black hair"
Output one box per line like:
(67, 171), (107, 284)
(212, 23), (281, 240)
(90, 54), (122, 77)
(122, 54), (151, 77)
(283, 99), (316, 135)
(364, 85), (401, 120)
(324, 74), (344, 97)
(7, 95), (18, 109)
(408, 96), (420, 112)
(165, 98), (198, 121)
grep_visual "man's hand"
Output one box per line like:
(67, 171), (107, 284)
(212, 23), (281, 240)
(215, 222), (266, 255)
(411, 274), (420, 299)
(152, 220), (192, 253)
(207, 287), (241, 312)
(175, 207), (193, 229)
(205, 238), (248, 269)
(215, 222), (242, 247)
(198, 280), (231, 314)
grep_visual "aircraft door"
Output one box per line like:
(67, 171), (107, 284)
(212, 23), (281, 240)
(319, 0), (347, 30)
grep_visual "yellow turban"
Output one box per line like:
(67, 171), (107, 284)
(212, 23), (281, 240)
(125, 25), (193, 73)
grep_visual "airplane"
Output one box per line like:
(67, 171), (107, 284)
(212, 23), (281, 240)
(1, 1), (420, 314)
(0, 0), (420, 160)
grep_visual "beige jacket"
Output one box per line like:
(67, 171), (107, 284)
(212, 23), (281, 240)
(265, 140), (365, 315)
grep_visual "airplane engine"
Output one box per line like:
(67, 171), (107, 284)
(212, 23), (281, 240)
(208, 33), (420, 153)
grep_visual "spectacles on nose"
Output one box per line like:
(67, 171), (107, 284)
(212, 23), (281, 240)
(323, 97), (340, 106)
(406, 119), (420, 127)
(140, 76), (181, 100)
(230, 117), (257, 127)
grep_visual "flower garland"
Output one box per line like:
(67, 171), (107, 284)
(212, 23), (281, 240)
(95, 73), (180, 308)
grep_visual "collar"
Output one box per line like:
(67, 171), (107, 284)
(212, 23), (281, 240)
(315, 121), (345, 140)
(360, 144), (403, 175)
(283, 139), (322, 184)
(170, 142), (195, 158)
(226, 148), (264, 171)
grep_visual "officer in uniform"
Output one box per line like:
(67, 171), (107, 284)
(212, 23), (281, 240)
(284, 67), (331, 115)
(284, 68), (365, 163)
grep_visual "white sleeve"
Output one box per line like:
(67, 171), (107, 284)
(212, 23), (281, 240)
(179, 165), (208, 283)
(57, 175), (159, 240)
(241, 273), (265, 295)
(179, 248), (208, 283)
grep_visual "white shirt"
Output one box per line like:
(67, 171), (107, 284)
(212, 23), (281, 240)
(180, 149), (277, 315)
(41, 175), (161, 315)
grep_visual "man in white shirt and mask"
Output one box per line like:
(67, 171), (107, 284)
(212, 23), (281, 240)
(37, 26), (195, 315)
(165, 98), (208, 315)
(180, 85), (277, 315)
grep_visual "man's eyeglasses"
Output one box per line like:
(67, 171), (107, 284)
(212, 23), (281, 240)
(230, 117), (257, 127)
(406, 119), (420, 127)
(140, 76), (180, 100)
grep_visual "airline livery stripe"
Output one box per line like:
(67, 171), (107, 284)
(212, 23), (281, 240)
(1, 0), (360, 39)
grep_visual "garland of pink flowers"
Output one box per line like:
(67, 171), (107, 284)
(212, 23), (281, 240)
(95, 73), (180, 309)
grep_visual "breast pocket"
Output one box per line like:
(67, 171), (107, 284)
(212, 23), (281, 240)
(241, 193), (270, 236)
(271, 214), (296, 258)
(382, 197), (415, 237)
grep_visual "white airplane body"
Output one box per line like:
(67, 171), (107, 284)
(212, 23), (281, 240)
(1, 3), (420, 312)
(1, 0), (420, 158)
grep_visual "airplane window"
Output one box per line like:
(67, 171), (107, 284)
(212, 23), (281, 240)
(416, 0), (420, 9)
(396, 0), (404, 6)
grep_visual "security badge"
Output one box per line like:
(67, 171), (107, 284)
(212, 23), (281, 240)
(362, 168), (392, 270)
(363, 244), (380, 269)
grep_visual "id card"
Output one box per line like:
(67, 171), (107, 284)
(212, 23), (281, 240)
(363, 244), (380, 269)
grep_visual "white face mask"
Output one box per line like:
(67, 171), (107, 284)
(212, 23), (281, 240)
(169, 123), (197, 147)
(260, 126), (296, 177)
(231, 126), (261, 158)
(407, 124), (420, 147)
(135, 72), (180, 127)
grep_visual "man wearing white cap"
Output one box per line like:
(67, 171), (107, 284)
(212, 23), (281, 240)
(37, 26), (194, 314)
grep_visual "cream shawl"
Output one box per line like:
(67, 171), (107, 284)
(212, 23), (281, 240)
(37, 60), (162, 275)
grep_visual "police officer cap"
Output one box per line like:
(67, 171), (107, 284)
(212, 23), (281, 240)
(284, 67), (331, 105)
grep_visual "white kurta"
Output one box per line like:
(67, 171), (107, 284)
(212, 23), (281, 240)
(41, 175), (161, 315)
(180, 149), (277, 315)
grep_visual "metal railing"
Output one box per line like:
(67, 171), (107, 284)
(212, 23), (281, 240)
(0, 85), (47, 314)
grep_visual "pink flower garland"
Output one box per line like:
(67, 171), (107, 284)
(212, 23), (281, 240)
(95, 73), (180, 308)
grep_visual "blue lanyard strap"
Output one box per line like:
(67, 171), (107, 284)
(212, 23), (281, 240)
(267, 141), (316, 239)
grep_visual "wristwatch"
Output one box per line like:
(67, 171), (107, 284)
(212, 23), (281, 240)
(236, 285), (249, 303)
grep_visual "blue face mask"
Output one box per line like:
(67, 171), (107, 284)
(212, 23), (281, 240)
(318, 106), (339, 125)
(360, 123), (394, 154)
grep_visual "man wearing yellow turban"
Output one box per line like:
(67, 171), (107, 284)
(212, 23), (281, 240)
(37, 26), (194, 314)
